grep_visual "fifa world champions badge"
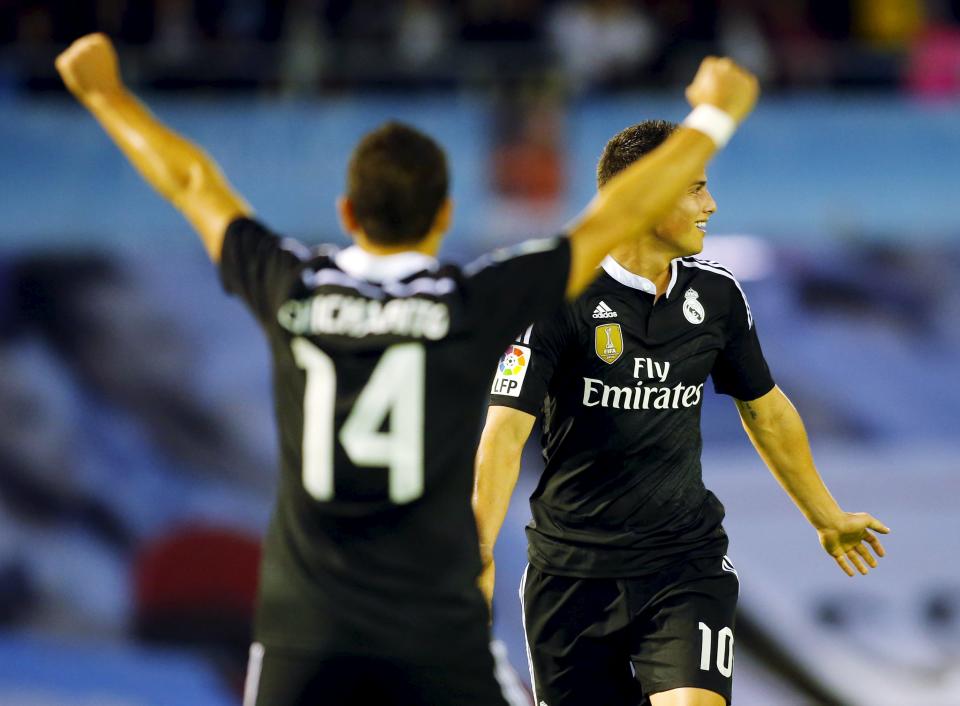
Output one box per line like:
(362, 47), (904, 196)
(491, 344), (531, 397)
(594, 324), (623, 364)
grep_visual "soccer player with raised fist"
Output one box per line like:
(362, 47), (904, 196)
(58, 33), (763, 706)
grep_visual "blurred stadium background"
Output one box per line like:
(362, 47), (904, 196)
(1, 1), (959, 704)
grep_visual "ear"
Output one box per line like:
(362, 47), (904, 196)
(337, 196), (358, 236)
(432, 197), (453, 234)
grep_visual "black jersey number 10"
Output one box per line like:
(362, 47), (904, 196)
(291, 337), (425, 504)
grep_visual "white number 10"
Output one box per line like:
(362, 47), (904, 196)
(291, 338), (425, 504)
(698, 622), (734, 678)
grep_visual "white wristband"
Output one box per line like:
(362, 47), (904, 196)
(682, 105), (737, 149)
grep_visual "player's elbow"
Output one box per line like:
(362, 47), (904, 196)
(477, 409), (534, 481)
(480, 421), (529, 462)
(742, 402), (798, 446)
(185, 157), (225, 196)
(475, 438), (522, 481)
(167, 149), (223, 205)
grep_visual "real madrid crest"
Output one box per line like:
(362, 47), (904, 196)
(594, 323), (623, 364)
(682, 288), (705, 325)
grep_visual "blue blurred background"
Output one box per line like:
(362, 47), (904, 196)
(1, 1), (959, 705)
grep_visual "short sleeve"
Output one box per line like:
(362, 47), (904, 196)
(710, 284), (775, 400)
(462, 236), (571, 348)
(488, 308), (573, 417)
(219, 217), (310, 325)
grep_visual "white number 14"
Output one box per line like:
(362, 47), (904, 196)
(291, 338), (425, 504)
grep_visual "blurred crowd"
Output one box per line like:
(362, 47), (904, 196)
(0, 250), (274, 694)
(1, 3), (959, 703)
(4, 0), (960, 95)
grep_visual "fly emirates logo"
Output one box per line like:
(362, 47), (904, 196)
(582, 357), (703, 410)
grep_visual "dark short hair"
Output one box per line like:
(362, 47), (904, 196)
(596, 120), (677, 188)
(347, 122), (449, 246)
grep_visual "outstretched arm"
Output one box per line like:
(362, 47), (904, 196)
(736, 385), (890, 577)
(55, 33), (250, 261)
(564, 57), (759, 298)
(473, 405), (537, 611)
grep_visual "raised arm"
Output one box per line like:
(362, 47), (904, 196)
(55, 33), (250, 262)
(736, 385), (890, 577)
(473, 405), (537, 610)
(564, 57), (759, 298)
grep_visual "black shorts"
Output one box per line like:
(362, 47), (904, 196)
(242, 641), (511, 706)
(521, 555), (740, 706)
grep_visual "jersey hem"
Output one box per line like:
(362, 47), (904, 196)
(643, 680), (731, 704)
(251, 632), (487, 662)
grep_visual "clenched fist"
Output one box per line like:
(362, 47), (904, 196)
(686, 56), (759, 124)
(55, 33), (123, 101)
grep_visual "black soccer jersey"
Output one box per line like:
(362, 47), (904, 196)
(490, 255), (774, 577)
(219, 218), (570, 659)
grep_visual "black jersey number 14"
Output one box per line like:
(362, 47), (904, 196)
(291, 337), (425, 504)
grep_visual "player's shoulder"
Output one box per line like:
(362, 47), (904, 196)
(228, 217), (335, 264)
(300, 246), (462, 302)
(675, 256), (754, 325)
(463, 236), (568, 279)
(676, 256), (739, 281)
(675, 256), (747, 295)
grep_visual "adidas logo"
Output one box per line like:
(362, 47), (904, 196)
(592, 301), (618, 319)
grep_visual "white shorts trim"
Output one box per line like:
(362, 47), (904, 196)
(519, 564), (539, 705)
(242, 642), (265, 706)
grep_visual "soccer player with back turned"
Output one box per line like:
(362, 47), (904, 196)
(474, 121), (891, 705)
(57, 33), (758, 706)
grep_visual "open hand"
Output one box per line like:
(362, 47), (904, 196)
(686, 56), (759, 124)
(818, 512), (890, 576)
(55, 33), (123, 101)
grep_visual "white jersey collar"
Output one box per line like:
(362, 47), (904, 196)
(600, 256), (659, 296)
(334, 245), (437, 283)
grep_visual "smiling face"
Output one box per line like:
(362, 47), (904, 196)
(652, 169), (717, 257)
(598, 121), (721, 260)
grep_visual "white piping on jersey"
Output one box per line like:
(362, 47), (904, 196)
(387, 276), (456, 297)
(464, 236), (563, 276)
(301, 245), (455, 299)
(600, 256), (658, 295)
(519, 324), (533, 345)
(334, 245), (437, 283)
(679, 258), (754, 328)
(279, 237), (315, 261)
(302, 268), (385, 299)
(693, 257), (731, 271)
(302, 267), (456, 299)
(665, 260), (679, 298)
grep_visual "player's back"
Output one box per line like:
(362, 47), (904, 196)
(219, 217), (570, 660)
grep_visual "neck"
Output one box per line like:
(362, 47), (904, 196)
(353, 231), (441, 258)
(608, 240), (676, 294)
